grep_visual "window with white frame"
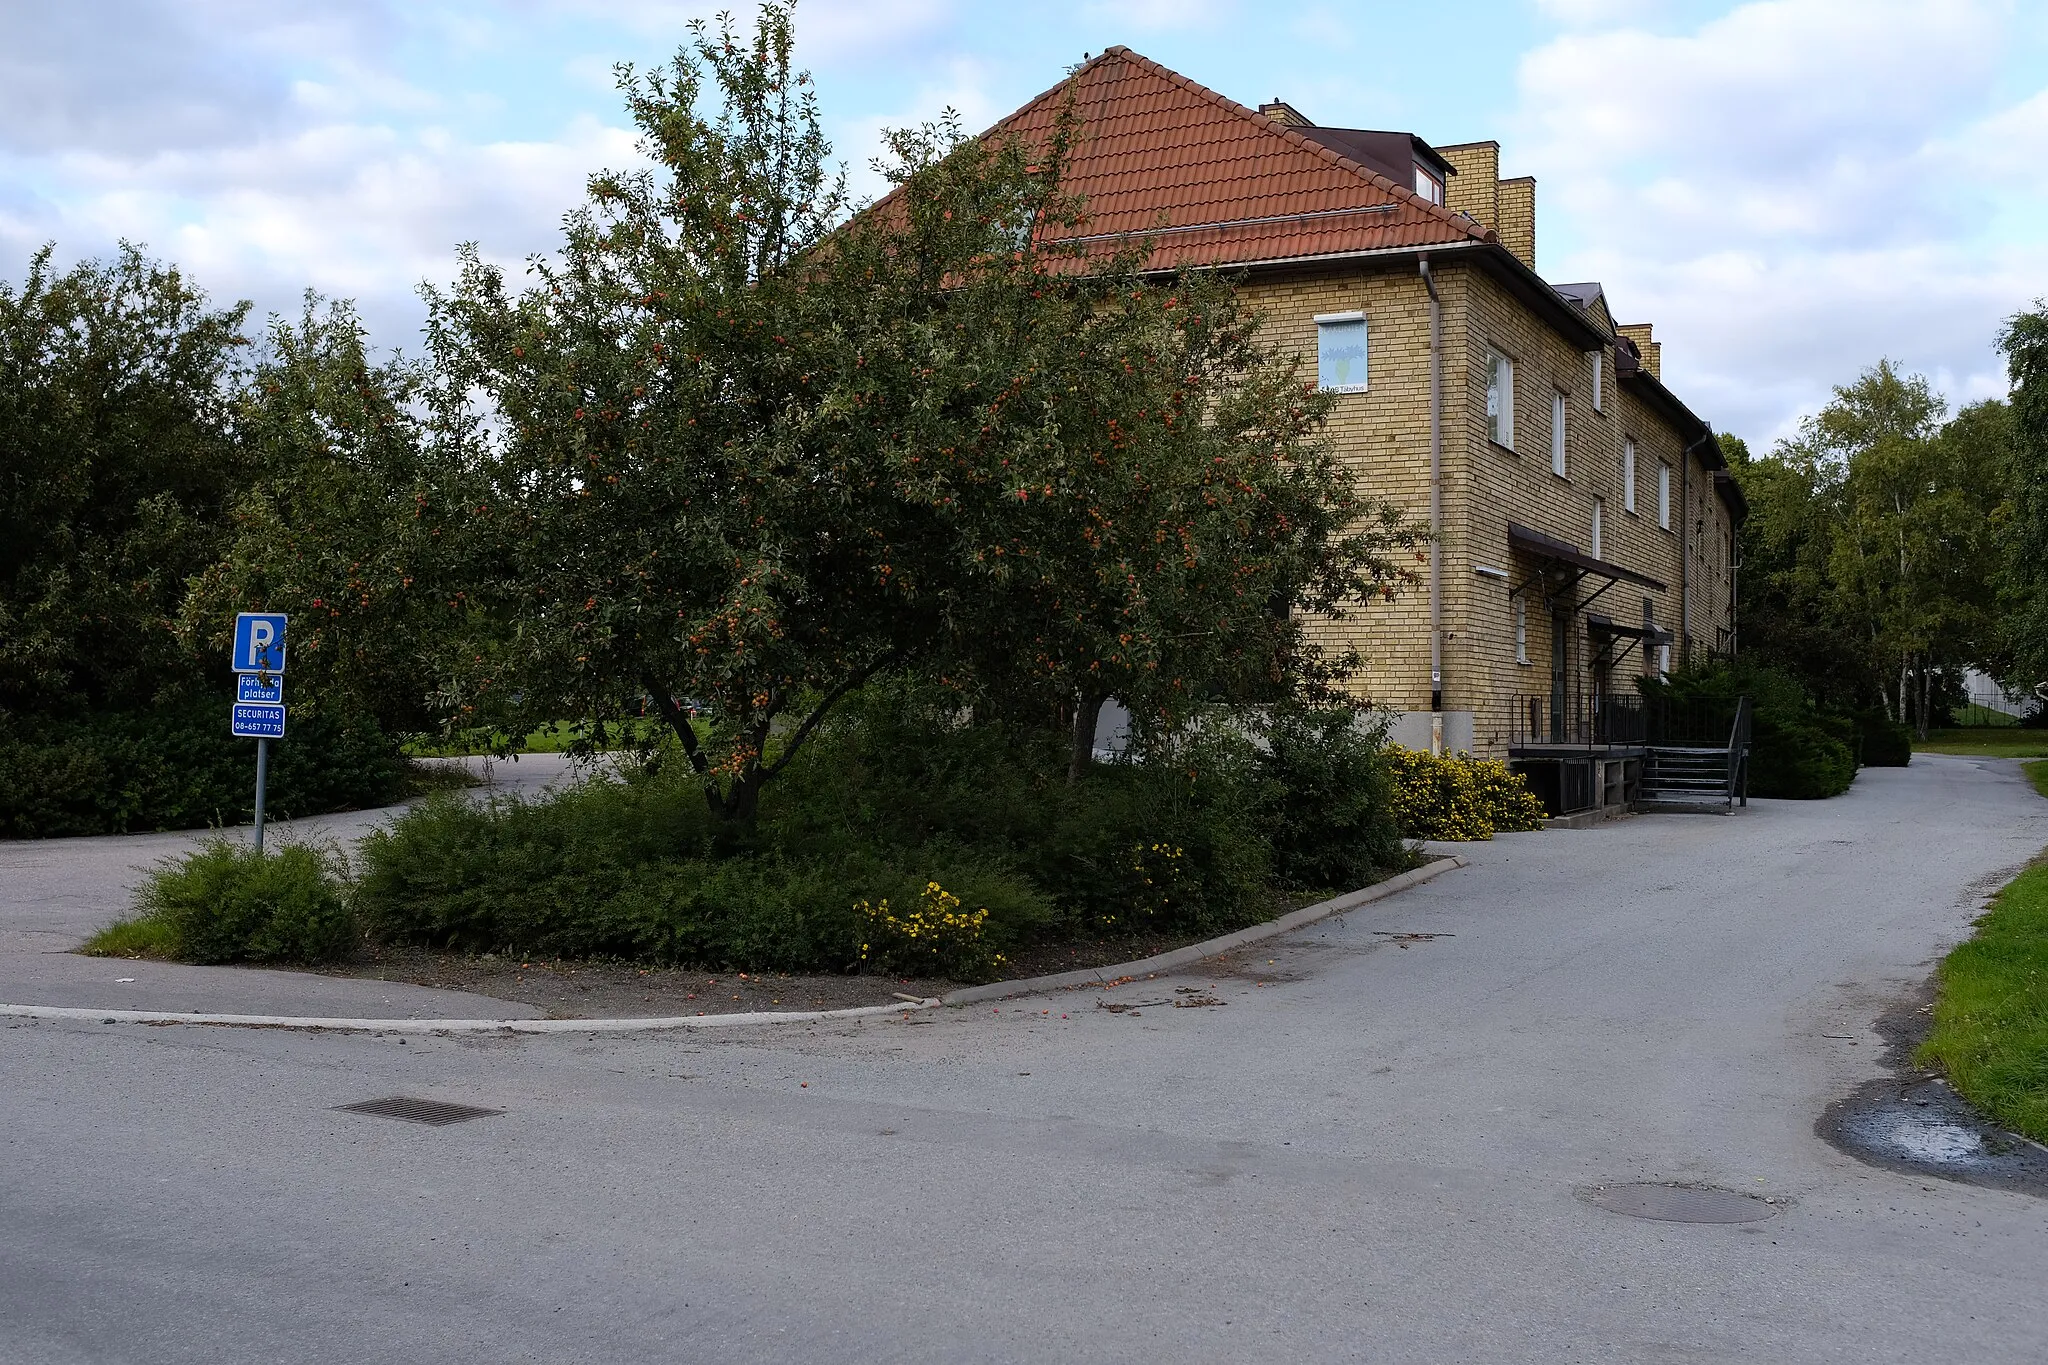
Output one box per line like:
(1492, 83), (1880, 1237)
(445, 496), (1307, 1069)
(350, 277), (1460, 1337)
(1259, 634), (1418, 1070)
(1414, 163), (1444, 205)
(1315, 312), (1368, 393)
(1550, 390), (1567, 477)
(1514, 597), (1529, 665)
(1658, 642), (1671, 677)
(1591, 497), (1604, 558)
(1590, 350), (1603, 412)
(1623, 438), (1637, 513)
(1486, 350), (1514, 449)
(1658, 461), (1672, 529)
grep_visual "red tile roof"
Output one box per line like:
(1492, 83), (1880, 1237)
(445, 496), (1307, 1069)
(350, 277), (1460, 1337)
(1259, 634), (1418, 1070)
(995, 47), (1494, 269)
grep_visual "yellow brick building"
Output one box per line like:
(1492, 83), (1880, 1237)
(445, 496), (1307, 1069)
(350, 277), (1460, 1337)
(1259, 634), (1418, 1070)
(998, 48), (1744, 811)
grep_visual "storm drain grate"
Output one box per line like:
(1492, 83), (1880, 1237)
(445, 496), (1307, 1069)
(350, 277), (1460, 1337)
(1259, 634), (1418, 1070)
(1579, 1183), (1782, 1223)
(336, 1096), (501, 1127)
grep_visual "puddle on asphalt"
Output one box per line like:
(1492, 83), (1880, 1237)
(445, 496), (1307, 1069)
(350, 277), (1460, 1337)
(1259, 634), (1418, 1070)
(1883, 1111), (1984, 1163)
(1818, 986), (2048, 1197)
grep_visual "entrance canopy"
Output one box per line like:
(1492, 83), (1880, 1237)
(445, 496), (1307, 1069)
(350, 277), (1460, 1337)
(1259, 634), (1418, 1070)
(1506, 522), (1667, 593)
(1586, 612), (1674, 645)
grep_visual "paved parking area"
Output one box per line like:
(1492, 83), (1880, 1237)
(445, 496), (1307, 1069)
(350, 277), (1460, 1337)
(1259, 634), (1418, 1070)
(0, 754), (581, 1018)
(3, 754), (2046, 1363)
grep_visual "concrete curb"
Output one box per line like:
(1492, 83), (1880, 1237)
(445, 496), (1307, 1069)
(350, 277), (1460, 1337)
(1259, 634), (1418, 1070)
(1, 856), (1465, 1034)
(0, 998), (939, 1035)
(939, 854), (1468, 1006)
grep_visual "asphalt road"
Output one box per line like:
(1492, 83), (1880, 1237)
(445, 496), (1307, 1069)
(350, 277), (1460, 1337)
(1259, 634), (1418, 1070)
(4, 753), (2046, 1363)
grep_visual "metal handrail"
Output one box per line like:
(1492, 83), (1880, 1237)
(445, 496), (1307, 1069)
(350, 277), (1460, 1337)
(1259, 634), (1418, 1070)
(1509, 692), (1646, 748)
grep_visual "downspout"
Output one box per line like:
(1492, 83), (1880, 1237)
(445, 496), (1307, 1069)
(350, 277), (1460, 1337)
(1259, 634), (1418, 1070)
(1679, 431), (1711, 666)
(1421, 255), (1444, 755)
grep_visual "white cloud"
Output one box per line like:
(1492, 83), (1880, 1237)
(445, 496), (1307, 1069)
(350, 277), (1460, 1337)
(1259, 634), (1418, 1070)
(0, 112), (641, 350)
(1510, 0), (2047, 443)
(550, 0), (954, 63)
(1078, 0), (1236, 31)
(1530, 0), (1661, 24)
(826, 55), (1007, 202)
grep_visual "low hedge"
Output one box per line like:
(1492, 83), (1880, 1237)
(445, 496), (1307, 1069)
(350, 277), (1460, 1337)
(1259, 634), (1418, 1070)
(1854, 712), (1913, 768)
(1384, 747), (1549, 841)
(0, 693), (410, 838)
(83, 689), (1422, 981)
(1749, 711), (1856, 799)
(86, 839), (357, 966)
(351, 694), (1417, 975)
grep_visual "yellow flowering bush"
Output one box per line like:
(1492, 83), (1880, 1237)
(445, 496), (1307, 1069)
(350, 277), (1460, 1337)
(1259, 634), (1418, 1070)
(856, 881), (1007, 981)
(1384, 746), (1547, 841)
(1120, 841), (1191, 925)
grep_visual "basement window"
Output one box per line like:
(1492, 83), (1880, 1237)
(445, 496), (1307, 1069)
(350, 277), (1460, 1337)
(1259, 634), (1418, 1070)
(1315, 312), (1368, 393)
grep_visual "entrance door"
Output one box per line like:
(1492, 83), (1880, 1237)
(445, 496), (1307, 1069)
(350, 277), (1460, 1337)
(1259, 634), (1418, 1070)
(1550, 609), (1568, 742)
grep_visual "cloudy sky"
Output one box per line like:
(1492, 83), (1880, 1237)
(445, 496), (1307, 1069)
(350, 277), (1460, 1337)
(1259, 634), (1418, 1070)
(5, 0), (2047, 446)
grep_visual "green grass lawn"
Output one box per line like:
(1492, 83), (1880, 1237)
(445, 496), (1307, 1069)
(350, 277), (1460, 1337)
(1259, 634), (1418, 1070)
(404, 718), (674, 758)
(1912, 727), (2048, 758)
(1951, 702), (2022, 728)
(1919, 769), (2048, 1142)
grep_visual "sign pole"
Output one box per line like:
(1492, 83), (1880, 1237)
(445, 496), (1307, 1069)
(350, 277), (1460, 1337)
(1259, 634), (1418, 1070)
(231, 613), (289, 855)
(253, 736), (270, 854)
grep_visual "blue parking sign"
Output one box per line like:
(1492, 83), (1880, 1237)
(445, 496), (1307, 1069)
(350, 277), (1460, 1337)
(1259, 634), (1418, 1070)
(231, 703), (287, 738)
(232, 613), (288, 674)
(237, 673), (284, 704)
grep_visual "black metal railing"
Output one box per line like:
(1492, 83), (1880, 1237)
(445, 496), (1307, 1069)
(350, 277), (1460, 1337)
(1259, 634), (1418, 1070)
(1510, 689), (1756, 760)
(1510, 692), (1646, 748)
(1640, 695), (1746, 748)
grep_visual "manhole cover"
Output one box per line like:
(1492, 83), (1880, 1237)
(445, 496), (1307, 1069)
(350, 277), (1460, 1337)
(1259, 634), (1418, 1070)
(336, 1096), (501, 1126)
(1579, 1183), (1781, 1223)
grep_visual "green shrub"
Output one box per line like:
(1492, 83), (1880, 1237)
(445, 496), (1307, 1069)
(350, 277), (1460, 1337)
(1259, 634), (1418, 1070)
(1384, 747), (1548, 840)
(355, 764), (1061, 972)
(1252, 705), (1408, 890)
(1854, 711), (1913, 767)
(1748, 711), (1856, 799)
(88, 839), (356, 965)
(352, 683), (1411, 976)
(0, 693), (410, 838)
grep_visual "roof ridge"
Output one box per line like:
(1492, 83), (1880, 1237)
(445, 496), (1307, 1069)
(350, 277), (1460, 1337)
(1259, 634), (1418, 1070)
(1094, 46), (1495, 246)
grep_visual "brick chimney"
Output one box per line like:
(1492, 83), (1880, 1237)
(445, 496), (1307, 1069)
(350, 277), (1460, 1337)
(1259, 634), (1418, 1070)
(1435, 141), (1535, 269)
(1437, 141), (1498, 223)
(1496, 176), (1535, 269)
(1617, 324), (1661, 381)
(1258, 100), (1311, 128)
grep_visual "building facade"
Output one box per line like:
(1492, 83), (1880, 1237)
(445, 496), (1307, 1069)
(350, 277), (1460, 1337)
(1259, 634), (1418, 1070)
(995, 49), (1743, 802)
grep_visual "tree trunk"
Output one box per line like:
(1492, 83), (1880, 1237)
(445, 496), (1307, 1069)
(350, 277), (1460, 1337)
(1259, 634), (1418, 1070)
(1899, 657), (1909, 729)
(724, 765), (765, 824)
(1068, 690), (1105, 785)
(1917, 659), (1931, 741)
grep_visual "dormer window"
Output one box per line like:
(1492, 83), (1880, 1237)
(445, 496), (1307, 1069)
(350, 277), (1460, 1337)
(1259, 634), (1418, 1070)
(1414, 163), (1444, 205)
